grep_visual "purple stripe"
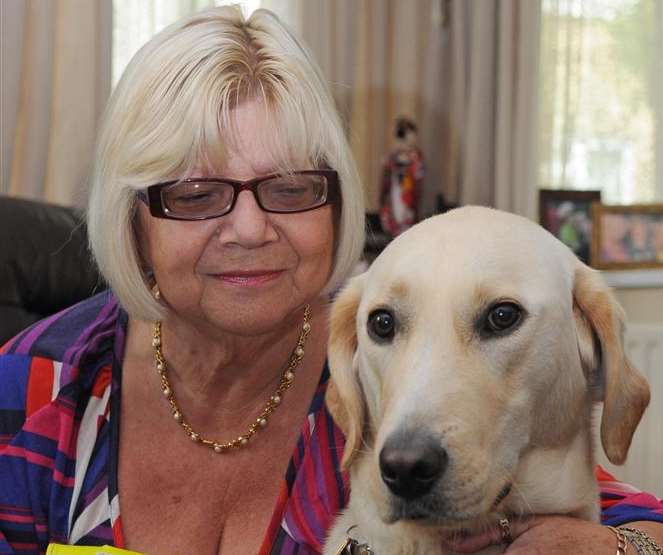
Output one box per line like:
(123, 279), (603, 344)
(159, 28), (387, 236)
(14, 305), (79, 355)
(62, 299), (118, 368)
(305, 434), (327, 540)
(83, 475), (108, 508)
(278, 535), (299, 555)
(58, 362), (79, 390)
(85, 522), (114, 542)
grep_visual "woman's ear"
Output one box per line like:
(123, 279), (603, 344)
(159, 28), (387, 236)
(326, 273), (367, 469)
(573, 261), (650, 465)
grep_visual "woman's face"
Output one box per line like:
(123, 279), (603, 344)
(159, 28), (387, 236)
(137, 99), (335, 335)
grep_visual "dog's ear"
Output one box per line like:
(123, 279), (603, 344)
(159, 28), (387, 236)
(326, 273), (367, 469)
(573, 262), (650, 465)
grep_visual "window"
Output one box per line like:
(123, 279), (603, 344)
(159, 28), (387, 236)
(539, 0), (663, 203)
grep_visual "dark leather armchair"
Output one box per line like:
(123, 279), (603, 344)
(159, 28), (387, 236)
(0, 196), (104, 344)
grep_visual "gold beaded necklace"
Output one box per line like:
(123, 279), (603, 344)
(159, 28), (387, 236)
(151, 305), (312, 453)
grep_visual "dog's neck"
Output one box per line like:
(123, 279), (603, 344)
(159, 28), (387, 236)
(504, 428), (600, 521)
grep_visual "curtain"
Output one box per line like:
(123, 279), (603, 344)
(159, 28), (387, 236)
(459, 1), (542, 218)
(1, 0), (112, 207)
(289, 0), (541, 218)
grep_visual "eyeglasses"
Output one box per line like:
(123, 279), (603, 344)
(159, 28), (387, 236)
(136, 169), (339, 220)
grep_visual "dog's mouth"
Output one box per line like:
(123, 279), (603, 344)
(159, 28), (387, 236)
(386, 481), (513, 526)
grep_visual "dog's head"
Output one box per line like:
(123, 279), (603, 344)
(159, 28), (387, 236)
(326, 206), (649, 526)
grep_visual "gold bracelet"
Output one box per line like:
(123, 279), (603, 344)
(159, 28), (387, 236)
(608, 526), (628, 555)
(620, 527), (663, 555)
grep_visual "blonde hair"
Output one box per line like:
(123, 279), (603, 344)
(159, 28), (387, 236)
(87, 6), (365, 321)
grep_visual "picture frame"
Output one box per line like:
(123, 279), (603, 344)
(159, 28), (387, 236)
(591, 203), (663, 270)
(539, 189), (602, 265)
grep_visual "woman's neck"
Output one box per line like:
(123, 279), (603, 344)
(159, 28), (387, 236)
(128, 298), (329, 414)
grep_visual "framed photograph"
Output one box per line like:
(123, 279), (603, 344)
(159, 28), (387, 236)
(539, 189), (602, 264)
(591, 203), (663, 270)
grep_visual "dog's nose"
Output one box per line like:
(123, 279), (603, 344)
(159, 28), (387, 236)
(379, 435), (448, 500)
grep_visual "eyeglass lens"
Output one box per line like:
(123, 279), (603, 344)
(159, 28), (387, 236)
(162, 174), (329, 218)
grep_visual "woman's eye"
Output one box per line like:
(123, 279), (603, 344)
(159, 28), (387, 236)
(484, 303), (523, 334)
(274, 186), (308, 197)
(175, 192), (214, 203)
(167, 182), (226, 207)
(367, 309), (396, 342)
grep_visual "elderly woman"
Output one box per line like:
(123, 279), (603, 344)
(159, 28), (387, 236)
(0, 6), (661, 555)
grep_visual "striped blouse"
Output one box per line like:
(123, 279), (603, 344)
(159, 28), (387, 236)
(1, 292), (661, 554)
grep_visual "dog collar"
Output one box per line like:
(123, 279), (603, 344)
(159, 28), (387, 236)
(333, 527), (373, 555)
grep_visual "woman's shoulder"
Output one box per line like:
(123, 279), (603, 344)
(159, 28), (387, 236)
(1, 290), (123, 361)
(0, 290), (125, 419)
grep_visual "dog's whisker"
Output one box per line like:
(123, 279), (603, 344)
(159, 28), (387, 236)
(510, 481), (534, 515)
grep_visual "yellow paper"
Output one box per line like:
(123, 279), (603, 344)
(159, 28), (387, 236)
(46, 544), (145, 555)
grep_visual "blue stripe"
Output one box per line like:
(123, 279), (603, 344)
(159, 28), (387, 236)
(0, 355), (30, 410)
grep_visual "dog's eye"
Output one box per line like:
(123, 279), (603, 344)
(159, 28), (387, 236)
(485, 303), (522, 333)
(367, 309), (396, 342)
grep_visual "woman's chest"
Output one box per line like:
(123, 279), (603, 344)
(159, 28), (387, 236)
(118, 444), (288, 555)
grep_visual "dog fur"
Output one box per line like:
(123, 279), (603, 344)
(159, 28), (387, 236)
(323, 206), (650, 555)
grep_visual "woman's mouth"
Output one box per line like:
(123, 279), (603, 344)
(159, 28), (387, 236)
(213, 270), (284, 286)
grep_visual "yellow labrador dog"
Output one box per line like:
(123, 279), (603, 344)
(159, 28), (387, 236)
(323, 206), (650, 555)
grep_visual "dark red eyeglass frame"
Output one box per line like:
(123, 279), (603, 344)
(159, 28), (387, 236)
(136, 169), (340, 220)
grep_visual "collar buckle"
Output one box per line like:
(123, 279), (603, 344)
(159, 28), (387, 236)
(334, 536), (373, 555)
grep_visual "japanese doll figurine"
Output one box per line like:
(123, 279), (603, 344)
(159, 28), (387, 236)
(379, 116), (425, 237)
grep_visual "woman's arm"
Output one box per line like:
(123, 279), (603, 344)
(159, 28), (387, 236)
(445, 467), (663, 554)
(505, 468), (663, 554)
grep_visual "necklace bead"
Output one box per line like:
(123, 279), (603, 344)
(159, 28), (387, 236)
(152, 305), (311, 453)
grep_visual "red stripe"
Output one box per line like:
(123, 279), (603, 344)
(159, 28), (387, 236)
(0, 504), (34, 513)
(319, 410), (341, 525)
(113, 515), (126, 548)
(3, 445), (54, 469)
(0, 445), (74, 486)
(290, 416), (325, 550)
(23, 405), (61, 442)
(258, 481), (289, 555)
(301, 431), (328, 540)
(290, 483), (321, 551)
(0, 512), (36, 523)
(91, 365), (112, 398)
(0, 335), (19, 354)
(9, 543), (38, 550)
(26, 357), (55, 417)
(52, 468), (76, 487)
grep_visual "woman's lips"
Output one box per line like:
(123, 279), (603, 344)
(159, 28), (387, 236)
(213, 270), (284, 286)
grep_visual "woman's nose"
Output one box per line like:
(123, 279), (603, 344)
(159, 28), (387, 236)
(217, 190), (278, 247)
